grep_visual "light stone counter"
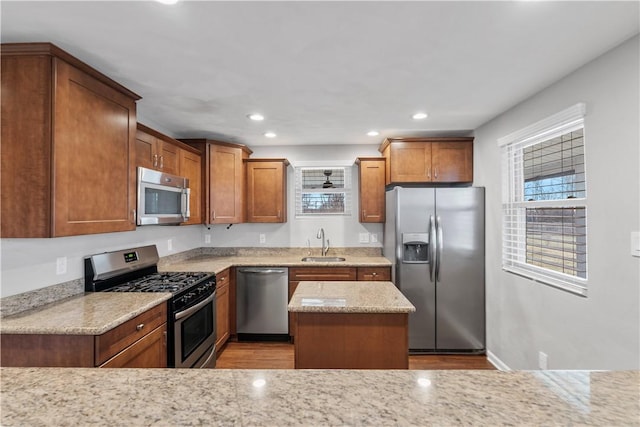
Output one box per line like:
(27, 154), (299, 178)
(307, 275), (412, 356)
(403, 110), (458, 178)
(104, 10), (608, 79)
(160, 254), (391, 276)
(0, 293), (170, 335)
(288, 281), (415, 313)
(1, 368), (637, 426)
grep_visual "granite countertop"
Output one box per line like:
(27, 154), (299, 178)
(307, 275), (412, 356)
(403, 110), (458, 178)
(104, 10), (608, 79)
(0, 293), (170, 335)
(160, 254), (391, 275)
(288, 281), (415, 313)
(1, 368), (637, 426)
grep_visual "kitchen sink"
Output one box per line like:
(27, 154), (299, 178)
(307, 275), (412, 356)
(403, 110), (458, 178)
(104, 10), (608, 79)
(301, 256), (346, 262)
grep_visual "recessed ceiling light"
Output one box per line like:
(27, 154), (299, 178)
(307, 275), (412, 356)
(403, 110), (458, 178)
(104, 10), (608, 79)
(367, 130), (380, 137)
(247, 113), (265, 121)
(264, 132), (277, 138)
(412, 112), (428, 120)
(156, 0), (179, 4)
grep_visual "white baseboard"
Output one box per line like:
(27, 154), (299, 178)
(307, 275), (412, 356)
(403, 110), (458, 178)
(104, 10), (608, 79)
(487, 350), (511, 371)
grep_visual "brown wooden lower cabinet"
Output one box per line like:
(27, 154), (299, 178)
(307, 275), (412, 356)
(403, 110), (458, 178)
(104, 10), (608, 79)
(294, 312), (408, 369)
(100, 324), (167, 368)
(215, 268), (231, 352)
(0, 302), (168, 368)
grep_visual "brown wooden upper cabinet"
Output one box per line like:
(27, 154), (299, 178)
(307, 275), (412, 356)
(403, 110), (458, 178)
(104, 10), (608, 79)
(245, 159), (289, 223)
(181, 139), (252, 224)
(1, 43), (140, 237)
(136, 124), (203, 225)
(379, 137), (473, 185)
(135, 124), (180, 175)
(356, 157), (385, 223)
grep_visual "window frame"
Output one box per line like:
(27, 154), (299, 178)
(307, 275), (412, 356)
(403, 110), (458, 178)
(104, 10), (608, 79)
(498, 103), (588, 296)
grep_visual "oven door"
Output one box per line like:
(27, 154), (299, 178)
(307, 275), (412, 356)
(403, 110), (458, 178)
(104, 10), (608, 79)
(137, 167), (190, 225)
(174, 291), (216, 368)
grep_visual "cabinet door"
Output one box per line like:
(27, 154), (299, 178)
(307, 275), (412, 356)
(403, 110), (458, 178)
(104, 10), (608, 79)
(135, 128), (157, 170)
(389, 142), (432, 183)
(179, 149), (202, 225)
(52, 59), (136, 236)
(431, 141), (473, 183)
(215, 273), (230, 351)
(100, 324), (167, 368)
(246, 160), (287, 223)
(158, 141), (180, 175)
(209, 144), (246, 223)
(357, 158), (385, 223)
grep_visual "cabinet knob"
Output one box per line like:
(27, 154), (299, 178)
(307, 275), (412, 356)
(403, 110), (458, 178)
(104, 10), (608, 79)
(372, 272), (377, 276)
(131, 209), (137, 224)
(427, 167), (431, 179)
(212, 210), (216, 220)
(434, 167), (438, 179)
(153, 154), (158, 168)
(159, 156), (164, 169)
(136, 323), (145, 331)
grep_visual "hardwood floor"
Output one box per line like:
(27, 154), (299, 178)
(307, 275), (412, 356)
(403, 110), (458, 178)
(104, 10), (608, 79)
(215, 341), (495, 370)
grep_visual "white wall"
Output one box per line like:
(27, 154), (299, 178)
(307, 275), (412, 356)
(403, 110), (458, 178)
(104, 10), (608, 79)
(474, 35), (640, 370)
(204, 144), (384, 252)
(0, 226), (205, 298)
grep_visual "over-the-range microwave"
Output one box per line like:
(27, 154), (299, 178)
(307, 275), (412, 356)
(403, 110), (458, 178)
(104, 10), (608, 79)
(137, 166), (190, 225)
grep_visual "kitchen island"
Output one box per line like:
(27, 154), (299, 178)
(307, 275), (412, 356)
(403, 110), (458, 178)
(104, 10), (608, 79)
(1, 368), (637, 426)
(288, 281), (415, 369)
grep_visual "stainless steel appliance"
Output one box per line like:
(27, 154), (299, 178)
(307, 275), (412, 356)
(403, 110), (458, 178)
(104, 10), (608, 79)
(384, 186), (485, 353)
(236, 267), (289, 341)
(137, 166), (190, 225)
(84, 245), (216, 368)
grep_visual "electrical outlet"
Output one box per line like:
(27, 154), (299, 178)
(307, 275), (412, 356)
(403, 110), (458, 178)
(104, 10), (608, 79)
(538, 351), (548, 370)
(167, 239), (173, 251)
(259, 234), (266, 244)
(371, 233), (378, 243)
(359, 233), (370, 243)
(56, 257), (67, 275)
(204, 234), (211, 244)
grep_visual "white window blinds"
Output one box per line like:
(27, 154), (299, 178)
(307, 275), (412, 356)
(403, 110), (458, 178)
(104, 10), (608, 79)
(295, 166), (352, 216)
(499, 103), (588, 296)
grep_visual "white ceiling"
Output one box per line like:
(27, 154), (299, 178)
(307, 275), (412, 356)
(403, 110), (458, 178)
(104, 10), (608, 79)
(2, 1), (638, 146)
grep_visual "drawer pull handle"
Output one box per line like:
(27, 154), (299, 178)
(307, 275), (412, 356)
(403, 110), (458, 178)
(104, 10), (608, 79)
(136, 323), (145, 331)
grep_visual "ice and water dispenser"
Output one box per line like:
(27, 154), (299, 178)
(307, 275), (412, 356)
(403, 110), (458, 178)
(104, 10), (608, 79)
(402, 233), (429, 263)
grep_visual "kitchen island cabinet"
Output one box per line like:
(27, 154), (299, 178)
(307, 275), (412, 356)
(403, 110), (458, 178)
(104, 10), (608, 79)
(288, 281), (415, 369)
(0, 293), (170, 368)
(1, 43), (140, 237)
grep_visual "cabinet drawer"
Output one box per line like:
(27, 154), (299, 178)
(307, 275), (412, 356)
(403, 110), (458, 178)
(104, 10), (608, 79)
(289, 267), (357, 281)
(357, 267), (391, 281)
(99, 323), (167, 368)
(95, 302), (167, 366)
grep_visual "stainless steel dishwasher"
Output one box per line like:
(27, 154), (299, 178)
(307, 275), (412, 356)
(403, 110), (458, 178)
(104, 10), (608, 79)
(236, 267), (289, 341)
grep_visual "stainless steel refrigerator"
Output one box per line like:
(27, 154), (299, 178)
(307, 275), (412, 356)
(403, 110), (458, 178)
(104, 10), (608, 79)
(384, 186), (485, 353)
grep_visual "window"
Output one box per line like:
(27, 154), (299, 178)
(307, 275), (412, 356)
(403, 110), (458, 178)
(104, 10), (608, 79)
(499, 103), (588, 296)
(295, 166), (352, 216)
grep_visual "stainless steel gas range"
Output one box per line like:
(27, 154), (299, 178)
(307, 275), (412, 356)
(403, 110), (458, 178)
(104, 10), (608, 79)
(84, 245), (216, 368)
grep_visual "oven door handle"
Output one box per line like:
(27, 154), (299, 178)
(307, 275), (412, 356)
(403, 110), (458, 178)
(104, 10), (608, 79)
(175, 291), (216, 321)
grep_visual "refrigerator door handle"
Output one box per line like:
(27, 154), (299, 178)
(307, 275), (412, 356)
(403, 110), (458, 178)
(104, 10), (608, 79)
(435, 215), (443, 282)
(429, 215), (436, 282)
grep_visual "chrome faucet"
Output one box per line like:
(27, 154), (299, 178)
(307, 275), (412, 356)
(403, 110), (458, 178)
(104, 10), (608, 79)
(316, 228), (330, 256)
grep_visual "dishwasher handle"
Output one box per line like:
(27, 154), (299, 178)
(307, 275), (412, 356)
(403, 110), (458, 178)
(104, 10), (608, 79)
(238, 268), (287, 275)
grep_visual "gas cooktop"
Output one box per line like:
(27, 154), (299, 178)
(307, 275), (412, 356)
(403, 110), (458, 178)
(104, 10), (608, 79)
(105, 272), (212, 293)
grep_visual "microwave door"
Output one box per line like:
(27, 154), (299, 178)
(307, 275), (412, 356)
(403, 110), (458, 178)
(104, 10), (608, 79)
(138, 181), (187, 225)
